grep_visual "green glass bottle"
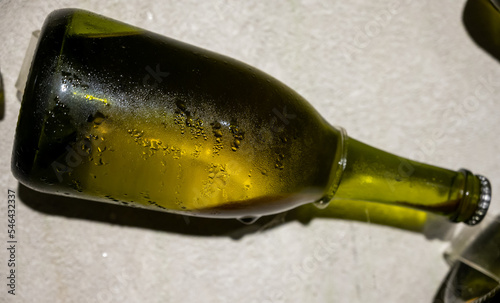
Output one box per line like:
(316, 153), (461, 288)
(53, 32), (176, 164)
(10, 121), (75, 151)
(463, 0), (500, 61)
(12, 9), (492, 224)
(434, 214), (500, 303)
(430, 2), (500, 301)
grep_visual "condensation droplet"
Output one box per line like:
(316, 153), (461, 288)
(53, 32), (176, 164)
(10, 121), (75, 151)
(313, 199), (330, 209)
(92, 112), (106, 125)
(213, 129), (223, 137)
(237, 216), (260, 225)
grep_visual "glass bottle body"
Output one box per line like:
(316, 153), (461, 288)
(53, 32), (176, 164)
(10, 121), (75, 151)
(13, 9), (344, 218)
(12, 9), (491, 224)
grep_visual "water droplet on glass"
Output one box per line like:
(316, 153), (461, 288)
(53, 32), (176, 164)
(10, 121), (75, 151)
(91, 112), (106, 125)
(237, 216), (260, 225)
(213, 129), (223, 137)
(313, 199), (330, 209)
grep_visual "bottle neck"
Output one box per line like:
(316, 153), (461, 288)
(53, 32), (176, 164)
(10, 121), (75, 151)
(332, 137), (491, 225)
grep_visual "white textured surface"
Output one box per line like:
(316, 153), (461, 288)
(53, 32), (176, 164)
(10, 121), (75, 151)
(0, 0), (499, 302)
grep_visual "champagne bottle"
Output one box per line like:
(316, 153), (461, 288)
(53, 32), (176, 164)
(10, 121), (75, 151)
(463, 0), (500, 61)
(434, 262), (499, 302)
(430, 2), (500, 301)
(12, 8), (492, 224)
(434, 215), (500, 302)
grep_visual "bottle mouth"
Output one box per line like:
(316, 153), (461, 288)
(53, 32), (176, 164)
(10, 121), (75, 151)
(465, 175), (492, 226)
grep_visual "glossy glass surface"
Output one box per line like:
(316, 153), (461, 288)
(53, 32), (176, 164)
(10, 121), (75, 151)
(12, 9), (488, 223)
